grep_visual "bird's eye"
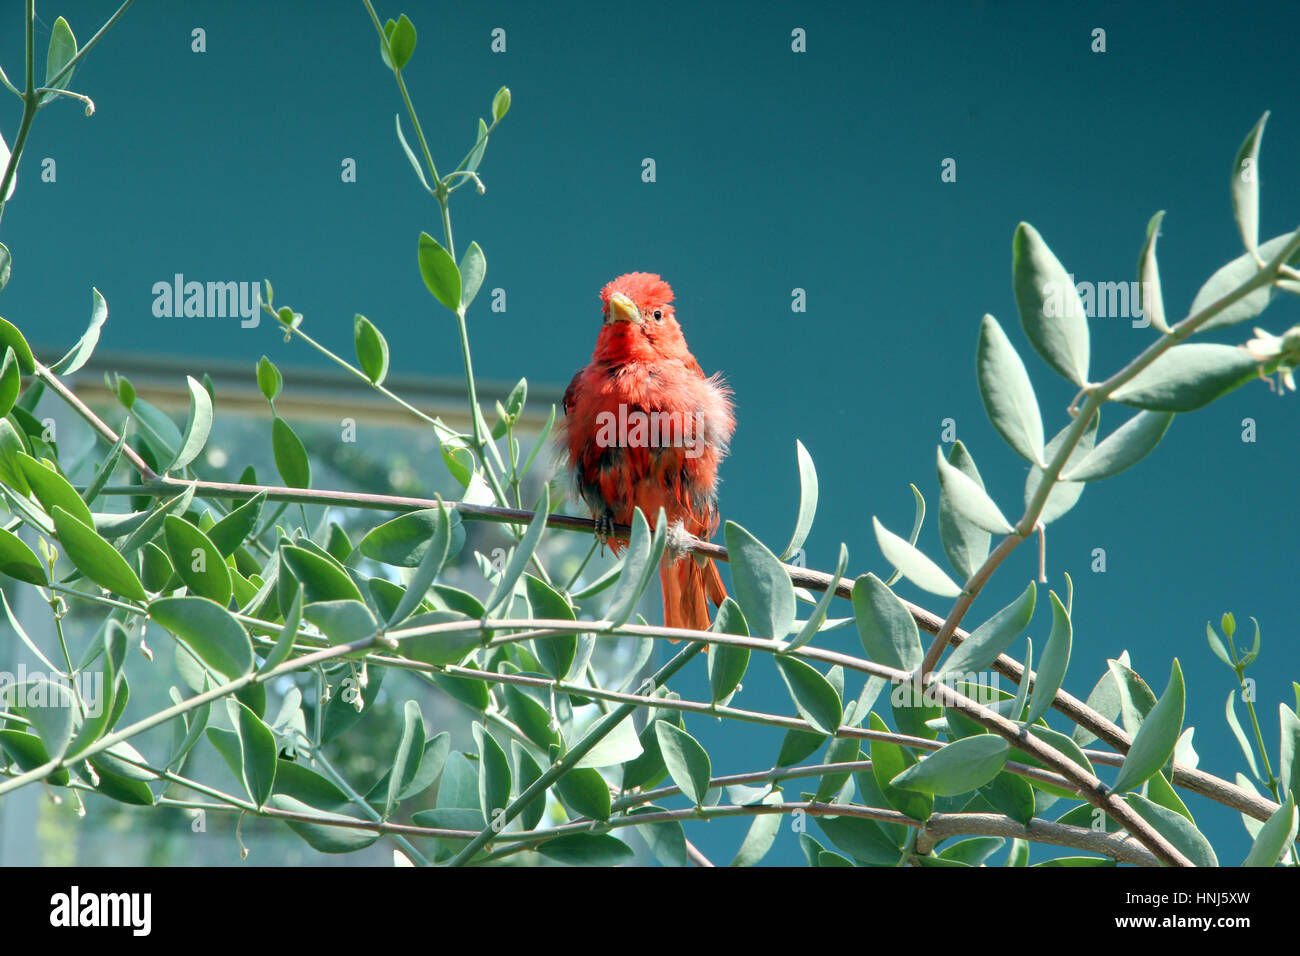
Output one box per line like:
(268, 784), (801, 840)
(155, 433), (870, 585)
(653, 310), (663, 321)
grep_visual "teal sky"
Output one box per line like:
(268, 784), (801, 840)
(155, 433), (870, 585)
(2, 0), (1298, 864)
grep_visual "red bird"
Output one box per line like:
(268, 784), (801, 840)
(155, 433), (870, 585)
(559, 273), (735, 631)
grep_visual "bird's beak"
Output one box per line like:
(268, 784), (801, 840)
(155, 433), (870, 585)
(606, 292), (642, 325)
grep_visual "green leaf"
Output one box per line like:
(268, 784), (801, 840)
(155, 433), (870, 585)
(163, 515), (232, 606)
(207, 492), (266, 557)
(171, 376), (213, 471)
(304, 599), (377, 645)
(52, 288), (108, 375)
(729, 790), (784, 866)
(270, 795), (380, 854)
(274, 760), (349, 811)
(256, 356), (282, 403)
(525, 575), (577, 678)
(386, 13), (416, 69)
(892, 734), (1009, 795)
(1072, 654), (1126, 747)
(491, 86), (511, 121)
(460, 242), (487, 309)
(781, 439), (819, 560)
(360, 506), (462, 567)
(1231, 112), (1268, 258)
(537, 833), (634, 866)
(44, 16), (77, 91)
(774, 656), (842, 735)
(0, 524), (45, 585)
(228, 699), (276, 806)
(1191, 232), (1295, 331)
(938, 837), (1005, 866)
(400, 612), (482, 666)
(852, 572), (922, 671)
(321, 664), (385, 743)
(502, 684), (560, 751)
(789, 543), (848, 651)
(258, 585), (302, 676)
(724, 520), (796, 639)
(52, 505), (147, 600)
(353, 315), (390, 385)
(705, 598), (751, 705)
(814, 815), (901, 865)
(1224, 690), (1261, 780)
(1111, 660), (1185, 793)
(149, 596), (254, 681)
(17, 453), (93, 526)
(0, 348), (18, 418)
(466, 117), (490, 173)
(938, 441), (991, 580)
(0, 318), (35, 374)
(937, 581), (1036, 680)
(1062, 411), (1174, 481)
(474, 723), (512, 828)
(483, 487), (548, 617)
(1108, 658), (1158, 736)
(1113, 343), (1262, 412)
(385, 700), (425, 819)
(872, 517), (960, 598)
(394, 113), (431, 191)
(1012, 222), (1090, 385)
(0, 129), (14, 201)
(605, 507), (665, 627)
(1, 678), (77, 762)
(655, 721), (712, 805)
(387, 503), (451, 626)
(977, 314), (1045, 466)
(88, 742), (156, 805)
(935, 446), (1012, 535)
(501, 749), (538, 832)
(1026, 589), (1072, 724)
(979, 770), (1036, 826)
(1137, 211), (1169, 333)
(555, 766), (611, 821)
(271, 417), (311, 488)
(1242, 794), (1298, 867)
(1278, 704), (1299, 803)
(418, 232), (461, 313)
(869, 712), (932, 821)
(1124, 793), (1216, 867)
(282, 545), (363, 604)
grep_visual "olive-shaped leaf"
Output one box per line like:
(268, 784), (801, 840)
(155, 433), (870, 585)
(774, 656), (842, 735)
(1111, 660), (1185, 793)
(725, 520), (796, 640)
(163, 515), (232, 606)
(937, 581), (1035, 680)
(171, 375), (213, 471)
(149, 595), (254, 681)
(977, 314), (1045, 466)
(52, 506), (147, 601)
(1111, 344), (1261, 411)
(939, 441), (992, 580)
(781, 439), (819, 560)
(0, 525), (46, 585)
(271, 417), (311, 488)
(1013, 222), (1090, 385)
(418, 232), (461, 313)
(354, 314), (390, 385)
(852, 572), (922, 671)
(891, 734), (1009, 796)
(872, 517), (960, 598)
(935, 446), (1013, 535)
(654, 721), (712, 806)
(1061, 410), (1174, 481)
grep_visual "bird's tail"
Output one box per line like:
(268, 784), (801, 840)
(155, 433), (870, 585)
(660, 554), (727, 635)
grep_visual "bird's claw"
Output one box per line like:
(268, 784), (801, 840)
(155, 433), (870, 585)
(594, 509), (615, 554)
